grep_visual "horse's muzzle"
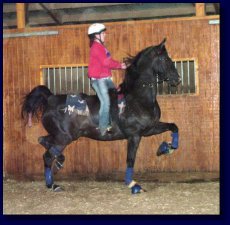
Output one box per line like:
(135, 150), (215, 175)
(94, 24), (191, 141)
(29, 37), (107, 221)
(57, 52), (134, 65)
(170, 78), (181, 87)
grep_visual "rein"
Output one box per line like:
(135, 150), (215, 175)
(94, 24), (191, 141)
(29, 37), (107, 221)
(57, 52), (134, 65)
(137, 80), (156, 88)
(136, 73), (167, 89)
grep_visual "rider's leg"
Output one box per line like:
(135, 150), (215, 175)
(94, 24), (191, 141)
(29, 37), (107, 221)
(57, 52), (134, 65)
(91, 78), (115, 135)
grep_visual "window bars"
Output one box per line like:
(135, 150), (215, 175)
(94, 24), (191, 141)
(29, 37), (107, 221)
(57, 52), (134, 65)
(40, 64), (95, 95)
(157, 59), (197, 95)
(41, 59), (197, 96)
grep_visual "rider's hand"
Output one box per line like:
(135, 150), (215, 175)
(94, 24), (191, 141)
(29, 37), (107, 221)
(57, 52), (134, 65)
(121, 63), (127, 69)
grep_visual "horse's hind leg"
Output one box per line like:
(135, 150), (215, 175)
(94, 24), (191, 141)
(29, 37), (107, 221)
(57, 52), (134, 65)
(43, 145), (66, 191)
(39, 113), (76, 191)
(39, 135), (71, 191)
(38, 135), (65, 190)
(38, 135), (53, 150)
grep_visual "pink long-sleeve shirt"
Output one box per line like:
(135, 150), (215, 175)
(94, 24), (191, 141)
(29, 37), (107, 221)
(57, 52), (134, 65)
(88, 41), (122, 79)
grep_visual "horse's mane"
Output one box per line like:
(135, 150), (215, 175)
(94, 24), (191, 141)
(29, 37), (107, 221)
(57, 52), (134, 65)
(119, 43), (169, 96)
(119, 47), (152, 95)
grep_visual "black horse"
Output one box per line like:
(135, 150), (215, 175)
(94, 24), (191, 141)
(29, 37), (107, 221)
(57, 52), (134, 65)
(21, 38), (180, 194)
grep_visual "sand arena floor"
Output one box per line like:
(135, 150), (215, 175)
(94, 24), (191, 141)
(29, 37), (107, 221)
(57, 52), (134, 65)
(3, 178), (219, 215)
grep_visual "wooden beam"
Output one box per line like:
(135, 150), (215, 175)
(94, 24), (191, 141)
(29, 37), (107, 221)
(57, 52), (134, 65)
(16, 3), (25, 28)
(196, 3), (205, 17)
(3, 3), (135, 13)
(62, 4), (197, 24)
(3, 30), (59, 39)
(39, 3), (62, 25)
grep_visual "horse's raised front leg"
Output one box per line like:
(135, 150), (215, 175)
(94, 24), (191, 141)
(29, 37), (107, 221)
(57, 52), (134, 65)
(125, 135), (146, 194)
(150, 122), (179, 156)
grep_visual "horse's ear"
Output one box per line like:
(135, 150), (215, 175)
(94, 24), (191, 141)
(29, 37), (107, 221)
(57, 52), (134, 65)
(159, 38), (167, 49)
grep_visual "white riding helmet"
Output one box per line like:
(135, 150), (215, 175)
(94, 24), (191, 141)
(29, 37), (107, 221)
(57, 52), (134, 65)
(88, 23), (106, 35)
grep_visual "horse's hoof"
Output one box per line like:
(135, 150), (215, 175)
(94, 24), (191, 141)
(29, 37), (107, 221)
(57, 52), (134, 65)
(52, 184), (63, 192)
(131, 184), (146, 194)
(157, 142), (174, 156)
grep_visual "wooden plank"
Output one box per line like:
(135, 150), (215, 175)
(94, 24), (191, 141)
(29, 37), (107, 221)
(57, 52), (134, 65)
(196, 3), (205, 17)
(16, 3), (25, 29)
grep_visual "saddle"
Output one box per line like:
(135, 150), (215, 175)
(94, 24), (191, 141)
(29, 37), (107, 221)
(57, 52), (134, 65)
(63, 94), (89, 116)
(64, 91), (126, 117)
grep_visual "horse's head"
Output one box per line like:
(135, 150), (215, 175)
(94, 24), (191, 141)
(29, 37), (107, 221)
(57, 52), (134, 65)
(147, 38), (180, 86)
(127, 38), (180, 86)
(121, 39), (180, 94)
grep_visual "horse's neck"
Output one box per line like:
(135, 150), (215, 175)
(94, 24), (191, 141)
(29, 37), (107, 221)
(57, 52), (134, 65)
(133, 76), (158, 105)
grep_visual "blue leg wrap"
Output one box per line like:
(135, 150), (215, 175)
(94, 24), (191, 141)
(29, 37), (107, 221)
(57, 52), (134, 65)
(45, 167), (53, 188)
(171, 132), (179, 149)
(131, 184), (142, 194)
(160, 142), (170, 154)
(125, 167), (134, 185)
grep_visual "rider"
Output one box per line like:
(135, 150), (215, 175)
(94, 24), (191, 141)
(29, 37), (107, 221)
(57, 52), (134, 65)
(88, 23), (127, 136)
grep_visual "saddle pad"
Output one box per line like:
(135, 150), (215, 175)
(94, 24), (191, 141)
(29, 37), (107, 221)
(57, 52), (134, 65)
(66, 94), (87, 111)
(63, 94), (89, 116)
(117, 93), (126, 116)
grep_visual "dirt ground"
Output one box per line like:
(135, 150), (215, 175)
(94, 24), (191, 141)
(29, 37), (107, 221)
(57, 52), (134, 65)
(3, 177), (219, 215)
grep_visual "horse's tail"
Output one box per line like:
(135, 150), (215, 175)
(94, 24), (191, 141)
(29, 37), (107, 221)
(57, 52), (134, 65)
(21, 85), (53, 126)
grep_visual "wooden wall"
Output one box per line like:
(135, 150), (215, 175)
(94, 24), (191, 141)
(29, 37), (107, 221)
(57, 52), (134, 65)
(3, 16), (219, 179)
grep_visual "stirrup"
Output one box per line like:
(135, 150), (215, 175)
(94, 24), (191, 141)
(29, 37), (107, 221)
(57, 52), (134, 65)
(101, 126), (113, 136)
(106, 125), (112, 131)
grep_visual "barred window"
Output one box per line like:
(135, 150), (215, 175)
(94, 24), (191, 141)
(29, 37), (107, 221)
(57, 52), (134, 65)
(41, 59), (197, 96)
(40, 64), (95, 95)
(157, 59), (197, 95)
